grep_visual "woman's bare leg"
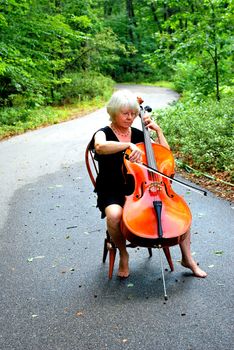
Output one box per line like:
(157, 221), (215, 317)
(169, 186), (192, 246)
(179, 228), (207, 278)
(105, 204), (129, 278)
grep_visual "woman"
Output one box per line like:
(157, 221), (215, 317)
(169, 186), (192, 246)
(93, 89), (207, 279)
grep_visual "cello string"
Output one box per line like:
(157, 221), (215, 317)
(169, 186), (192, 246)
(134, 162), (207, 196)
(140, 110), (159, 183)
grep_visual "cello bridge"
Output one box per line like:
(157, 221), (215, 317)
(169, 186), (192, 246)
(149, 182), (163, 193)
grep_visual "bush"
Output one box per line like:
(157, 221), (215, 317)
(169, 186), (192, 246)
(57, 71), (114, 103)
(0, 107), (32, 125)
(173, 62), (214, 96)
(153, 96), (234, 179)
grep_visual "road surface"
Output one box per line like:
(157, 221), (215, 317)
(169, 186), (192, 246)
(0, 85), (233, 350)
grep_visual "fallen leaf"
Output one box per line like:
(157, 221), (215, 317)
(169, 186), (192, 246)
(214, 250), (224, 256)
(76, 311), (83, 317)
(27, 256), (45, 262)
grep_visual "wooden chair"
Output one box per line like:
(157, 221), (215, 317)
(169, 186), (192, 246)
(85, 141), (174, 279)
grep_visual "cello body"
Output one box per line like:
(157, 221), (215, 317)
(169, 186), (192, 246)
(121, 142), (192, 247)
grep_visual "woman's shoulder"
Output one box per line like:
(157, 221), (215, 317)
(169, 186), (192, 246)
(88, 126), (113, 150)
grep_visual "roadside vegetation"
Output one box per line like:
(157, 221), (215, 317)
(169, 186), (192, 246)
(0, 72), (114, 139)
(154, 92), (233, 182)
(0, 1), (233, 193)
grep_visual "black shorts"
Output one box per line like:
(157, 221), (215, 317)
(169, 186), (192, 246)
(97, 191), (126, 219)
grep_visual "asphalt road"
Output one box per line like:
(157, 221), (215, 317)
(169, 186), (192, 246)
(0, 85), (233, 350)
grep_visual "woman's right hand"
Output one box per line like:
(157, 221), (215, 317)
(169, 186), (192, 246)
(128, 143), (143, 163)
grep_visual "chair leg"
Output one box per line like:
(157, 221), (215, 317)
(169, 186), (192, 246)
(103, 238), (108, 263)
(108, 246), (117, 279)
(103, 230), (117, 279)
(163, 247), (174, 271)
(148, 248), (153, 257)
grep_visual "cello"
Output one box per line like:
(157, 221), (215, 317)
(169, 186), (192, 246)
(121, 98), (206, 298)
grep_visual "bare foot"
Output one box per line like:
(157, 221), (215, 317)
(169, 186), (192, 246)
(181, 260), (207, 278)
(118, 252), (129, 278)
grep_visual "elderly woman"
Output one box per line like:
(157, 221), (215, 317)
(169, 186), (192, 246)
(93, 89), (207, 279)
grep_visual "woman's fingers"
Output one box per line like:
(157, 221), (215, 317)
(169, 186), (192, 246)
(129, 149), (142, 163)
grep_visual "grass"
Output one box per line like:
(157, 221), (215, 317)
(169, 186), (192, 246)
(119, 81), (176, 90)
(0, 96), (108, 140)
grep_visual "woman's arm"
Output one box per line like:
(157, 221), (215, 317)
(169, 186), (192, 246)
(94, 131), (130, 154)
(94, 131), (142, 162)
(143, 114), (170, 150)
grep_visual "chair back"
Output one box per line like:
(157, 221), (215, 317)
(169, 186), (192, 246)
(85, 140), (98, 187)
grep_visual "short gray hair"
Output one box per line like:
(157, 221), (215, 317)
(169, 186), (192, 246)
(106, 90), (140, 121)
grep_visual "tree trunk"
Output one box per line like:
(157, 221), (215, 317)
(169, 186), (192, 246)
(104, 0), (113, 16)
(210, 2), (220, 101)
(150, 2), (162, 33)
(214, 46), (220, 101)
(126, 0), (137, 42)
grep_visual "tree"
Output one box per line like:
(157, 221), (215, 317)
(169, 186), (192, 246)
(145, 0), (233, 100)
(0, 0), (120, 105)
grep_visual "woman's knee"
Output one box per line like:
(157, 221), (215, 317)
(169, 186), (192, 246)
(105, 205), (122, 227)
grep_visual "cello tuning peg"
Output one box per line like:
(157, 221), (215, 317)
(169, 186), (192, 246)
(144, 106), (152, 113)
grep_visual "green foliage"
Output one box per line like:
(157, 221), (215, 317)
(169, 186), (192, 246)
(0, 96), (110, 139)
(154, 95), (234, 178)
(0, 0), (119, 107)
(57, 71), (114, 103)
(145, 0), (233, 100)
(1, 0), (232, 103)
(173, 61), (214, 95)
(0, 106), (66, 138)
(0, 0), (233, 181)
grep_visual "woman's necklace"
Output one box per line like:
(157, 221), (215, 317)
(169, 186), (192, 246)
(111, 123), (131, 137)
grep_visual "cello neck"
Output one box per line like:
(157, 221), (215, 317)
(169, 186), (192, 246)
(140, 108), (158, 171)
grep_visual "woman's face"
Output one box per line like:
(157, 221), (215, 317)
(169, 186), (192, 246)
(114, 107), (138, 128)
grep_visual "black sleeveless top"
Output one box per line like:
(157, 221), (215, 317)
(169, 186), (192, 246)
(92, 126), (144, 194)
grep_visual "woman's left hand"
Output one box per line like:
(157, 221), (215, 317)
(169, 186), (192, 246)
(143, 113), (161, 133)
